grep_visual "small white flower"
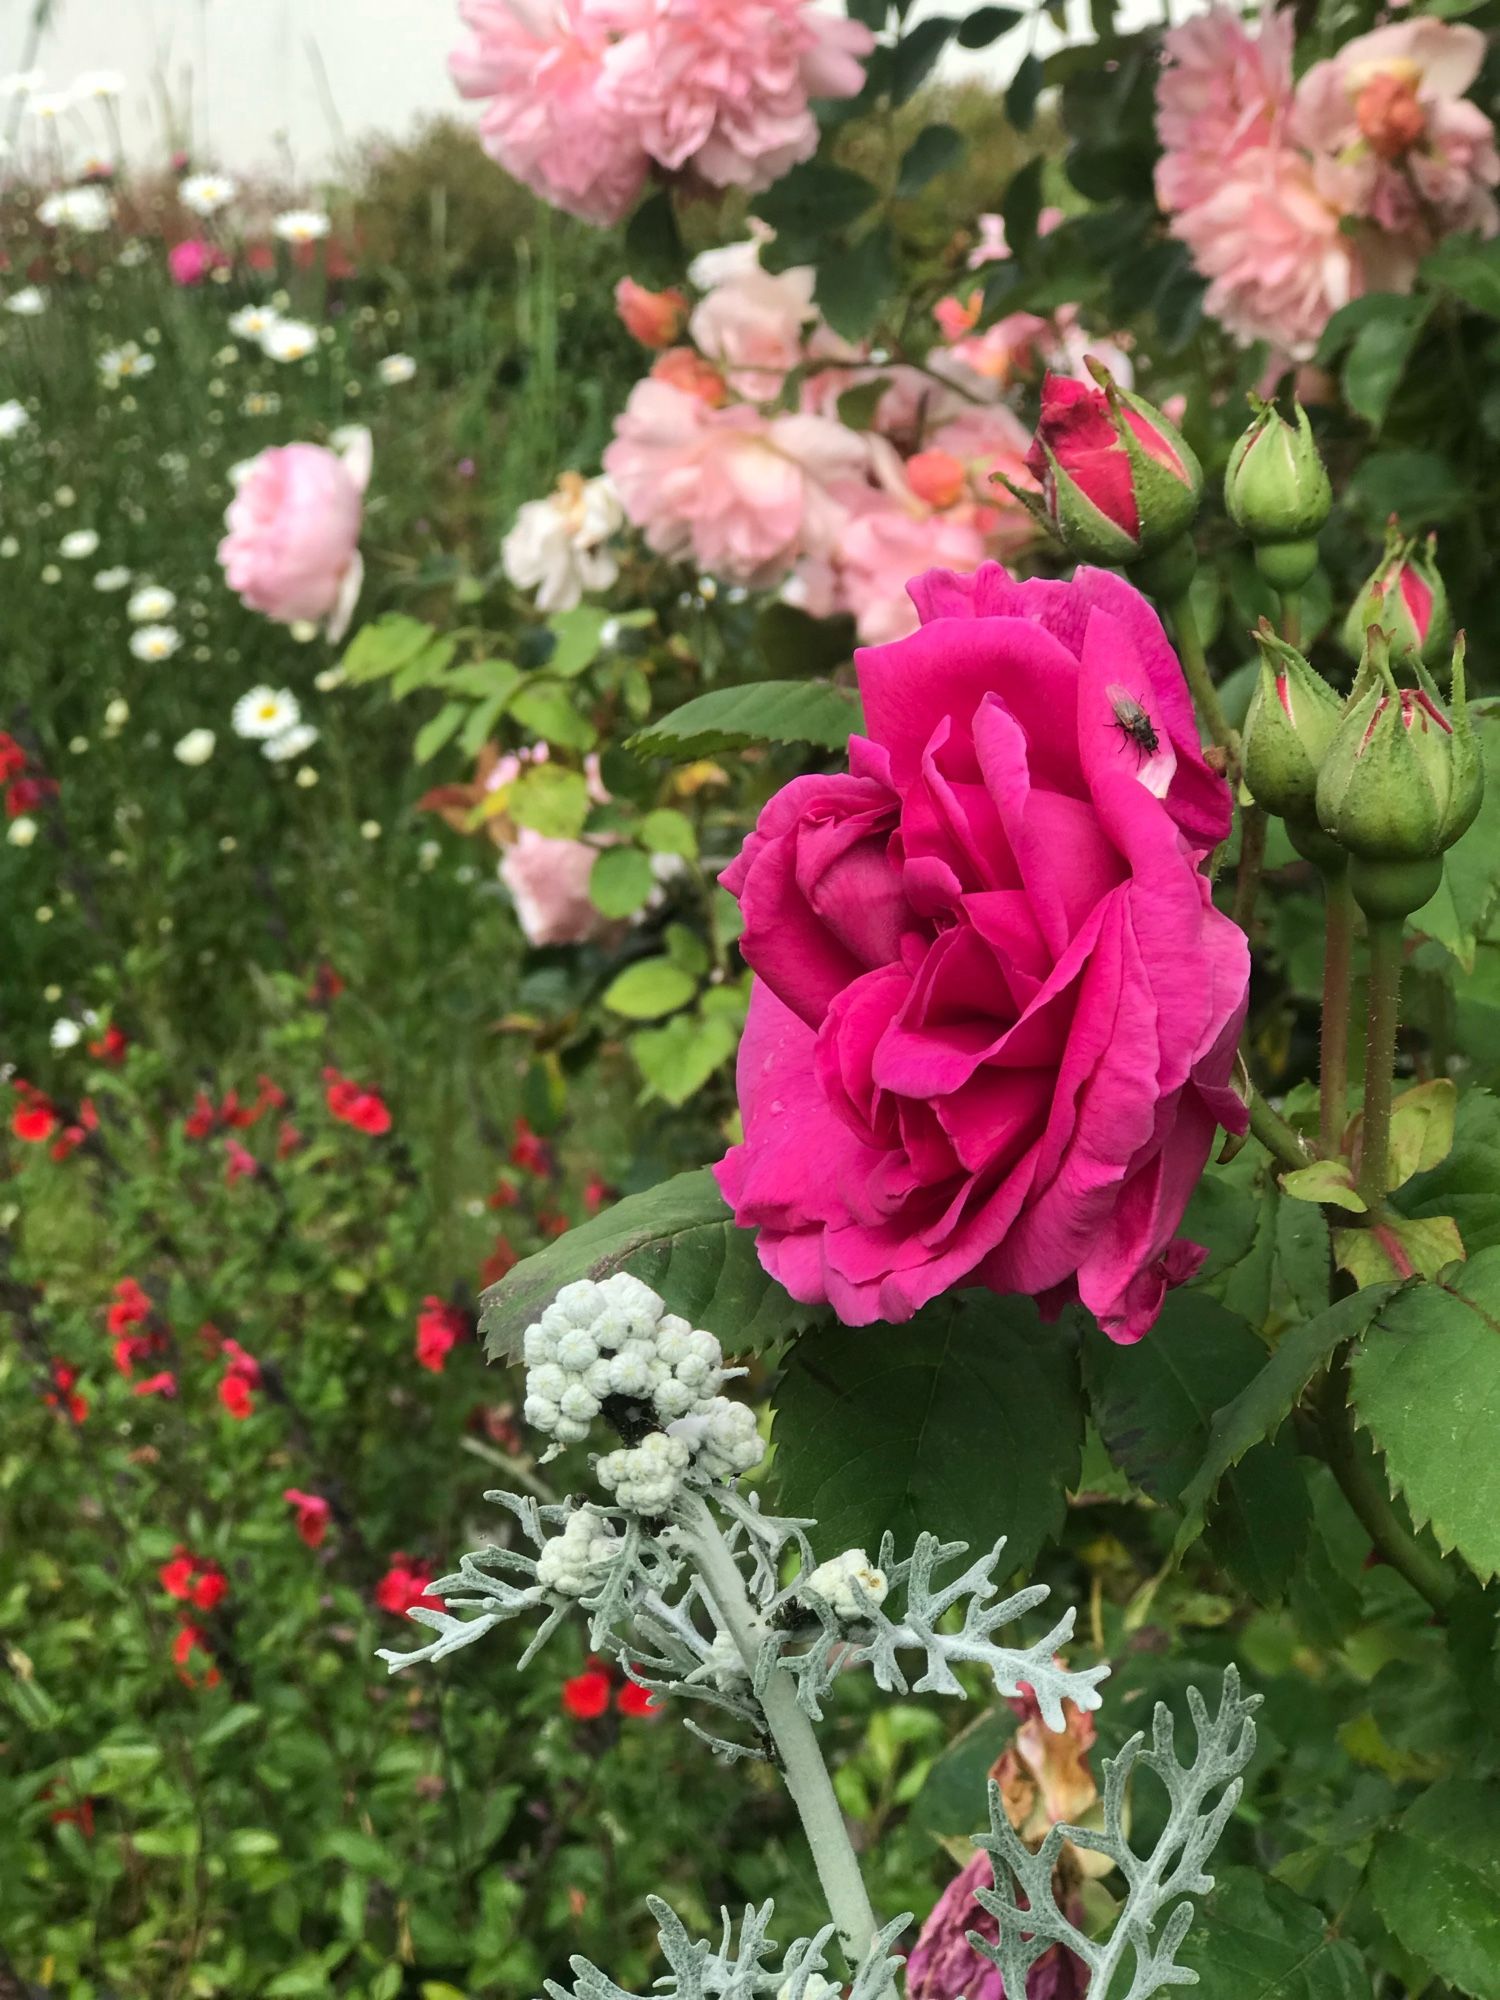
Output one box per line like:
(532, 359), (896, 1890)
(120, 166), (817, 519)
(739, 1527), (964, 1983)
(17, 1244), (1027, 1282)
(377, 353), (417, 386)
(93, 566), (132, 592)
(127, 585), (176, 622)
(104, 697), (130, 729)
(37, 185), (113, 233)
(502, 471), (622, 614)
(360, 819), (381, 841)
(7, 815), (37, 846)
(232, 687), (300, 740)
(180, 172), (237, 217)
(28, 91), (75, 122)
(116, 239), (148, 268)
(130, 624), (181, 661)
(99, 342), (155, 388)
(0, 70), (44, 97)
(228, 302), (279, 340)
(50, 1018), (83, 1050)
(174, 727), (216, 766)
(260, 318), (319, 363)
(5, 286), (45, 316)
(59, 528), (99, 560)
(0, 399), (30, 438)
(0, 537), (17, 557)
(70, 70), (126, 100)
(313, 665), (345, 692)
(272, 208), (330, 244)
(262, 721), (319, 763)
(294, 764), (319, 788)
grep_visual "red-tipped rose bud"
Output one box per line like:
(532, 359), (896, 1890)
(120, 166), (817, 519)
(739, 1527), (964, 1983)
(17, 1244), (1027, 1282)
(1342, 521), (1451, 670)
(1020, 363), (1202, 565)
(1242, 626), (1342, 821)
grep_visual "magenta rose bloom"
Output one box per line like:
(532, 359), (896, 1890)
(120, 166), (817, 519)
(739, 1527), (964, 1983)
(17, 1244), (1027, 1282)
(713, 563), (1248, 1342)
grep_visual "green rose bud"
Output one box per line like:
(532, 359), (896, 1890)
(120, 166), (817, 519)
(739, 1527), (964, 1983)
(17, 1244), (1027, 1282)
(1241, 625), (1342, 821)
(1224, 399), (1331, 591)
(1316, 630), (1482, 874)
(1341, 521), (1451, 670)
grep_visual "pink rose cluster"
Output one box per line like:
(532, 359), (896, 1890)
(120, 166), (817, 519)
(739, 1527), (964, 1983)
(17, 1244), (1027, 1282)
(602, 235), (1044, 646)
(449, 0), (874, 226)
(1156, 8), (1500, 358)
(714, 564), (1249, 1344)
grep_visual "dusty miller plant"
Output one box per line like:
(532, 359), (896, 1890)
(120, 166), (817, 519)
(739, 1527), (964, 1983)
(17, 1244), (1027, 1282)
(378, 1273), (1259, 2000)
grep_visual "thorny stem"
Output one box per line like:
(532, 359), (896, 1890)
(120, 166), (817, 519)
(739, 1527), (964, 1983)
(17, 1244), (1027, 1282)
(1320, 864), (1355, 1158)
(1165, 590), (1237, 760)
(1230, 805), (1268, 938)
(678, 1490), (893, 1996)
(1357, 919), (1404, 1210)
(1317, 1358), (1457, 1615)
(1246, 1089), (1311, 1173)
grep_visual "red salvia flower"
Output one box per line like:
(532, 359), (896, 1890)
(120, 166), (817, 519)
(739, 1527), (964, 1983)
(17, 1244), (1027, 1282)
(374, 1554), (443, 1616)
(172, 1621), (220, 1689)
(43, 1360), (88, 1423)
(509, 1117), (552, 1178)
(217, 1370), (254, 1419)
(223, 1138), (259, 1185)
(323, 1067), (392, 1135)
(88, 1023), (128, 1064)
(561, 1668), (612, 1720)
(479, 1235), (519, 1287)
(616, 1680), (662, 1718)
(415, 1296), (468, 1374)
(283, 1488), (332, 1548)
(183, 1090), (218, 1139)
(132, 1371), (177, 1398)
(106, 1278), (152, 1336)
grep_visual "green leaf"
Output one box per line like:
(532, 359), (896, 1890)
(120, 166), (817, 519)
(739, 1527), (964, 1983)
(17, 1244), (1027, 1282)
(1421, 233), (1500, 318)
(754, 163), (879, 241)
(637, 806), (698, 859)
(479, 1168), (821, 1360)
(602, 957), (697, 1020)
(1001, 156), (1045, 262)
(506, 763), (590, 839)
(413, 703), (467, 766)
(1346, 448), (1467, 529)
(815, 227), (897, 342)
(1340, 296), (1432, 429)
(913, 1704), (1015, 1836)
(1397, 1089), (1500, 1251)
(632, 1011), (740, 1106)
(893, 16), (958, 102)
(316, 1828), (399, 1881)
(957, 6), (1023, 45)
(836, 376), (892, 431)
(341, 613), (439, 683)
(198, 1704), (263, 1752)
(896, 123), (964, 198)
(773, 1292), (1085, 1575)
(1281, 1161), (1366, 1213)
(546, 606), (609, 679)
(1006, 54), (1045, 131)
(624, 189), (685, 288)
(1369, 1780), (1500, 2000)
(1349, 1247), (1500, 1582)
(509, 682), (597, 752)
(1176, 1869), (1373, 2000)
(630, 679), (861, 761)
(589, 847), (656, 919)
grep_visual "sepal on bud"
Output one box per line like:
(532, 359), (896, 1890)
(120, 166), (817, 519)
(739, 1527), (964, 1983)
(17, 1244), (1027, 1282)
(1342, 520), (1451, 670)
(1225, 398), (1331, 591)
(1241, 624), (1342, 820)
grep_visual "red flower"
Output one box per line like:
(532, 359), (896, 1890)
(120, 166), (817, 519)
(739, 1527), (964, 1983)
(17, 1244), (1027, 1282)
(12, 1099), (57, 1144)
(256, 1075), (287, 1112)
(509, 1118), (552, 1178)
(106, 1278), (152, 1336)
(309, 962), (345, 1003)
(160, 1547), (227, 1610)
(486, 1177), (520, 1210)
(220, 1338), (261, 1385)
(43, 1360), (87, 1423)
(479, 1235), (519, 1287)
(223, 1138), (259, 1185)
(561, 1668), (612, 1720)
(276, 1119), (303, 1158)
(218, 1370), (254, 1419)
(132, 1371), (178, 1398)
(323, 1068), (392, 1136)
(46, 1791), (95, 1838)
(158, 1548), (196, 1600)
(0, 731), (25, 781)
(415, 1296), (468, 1374)
(191, 1564), (228, 1612)
(283, 1488), (332, 1548)
(219, 1088), (257, 1129)
(616, 1680), (662, 1718)
(88, 1023), (128, 1064)
(113, 1333), (155, 1377)
(172, 1621), (220, 1689)
(374, 1554), (443, 1617)
(183, 1090), (217, 1139)
(49, 1120), (90, 1162)
(583, 1174), (615, 1215)
(5, 773), (56, 817)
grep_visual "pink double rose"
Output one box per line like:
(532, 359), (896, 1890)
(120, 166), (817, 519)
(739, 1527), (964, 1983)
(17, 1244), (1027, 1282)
(217, 430), (370, 639)
(714, 564), (1249, 1343)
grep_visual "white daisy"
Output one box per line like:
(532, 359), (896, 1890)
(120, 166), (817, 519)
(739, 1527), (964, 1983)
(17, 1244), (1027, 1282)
(180, 172), (237, 217)
(174, 728), (216, 766)
(0, 71), (44, 97)
(260, 319), (319, 363)
(127, 584), (176, 622)
(228, 303), (279, 340)
(232, 687), (300, 740)
(0, 399), (30, 438)
(130, 624), (181, 661)
(104, 698), (130, 728)
(377, 354), (417, 386)
(37, 185), (113, 232)
(59, 528), (99, 560)
(272, 209), (330, 244)
(70, 70), (126, 100)
(93, 567), (132, 592)
(7, 815), (37, 846)
(28, 91), (75, 121)
(99, 342), (155, 387)
(5, 286), (46, 315)
(262, 721), (319, 763)
(49, 1018), (83, 1050)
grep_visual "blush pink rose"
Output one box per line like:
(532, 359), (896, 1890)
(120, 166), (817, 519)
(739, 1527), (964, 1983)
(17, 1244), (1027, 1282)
(714, 564), (1248, 1341)
(687, 242), (817, 400)
(501, 828), (606, 946)
(1154, 4), (1295, 214)
(217, 430), (371, 638)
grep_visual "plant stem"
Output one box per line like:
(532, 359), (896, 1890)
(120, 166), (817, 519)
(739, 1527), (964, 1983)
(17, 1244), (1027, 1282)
(1246, 1088), (1311, 1172)
(1357, 918), (1404, 1209)
(1230, 804), (1268, 938)
(1279, 591), (1301, 650)
(679, 1490), (891, 1992)
(1165, 591), (1237, 758)
(1320, 863), (1354, 1157)
(1316, 1359), (1457, 1614)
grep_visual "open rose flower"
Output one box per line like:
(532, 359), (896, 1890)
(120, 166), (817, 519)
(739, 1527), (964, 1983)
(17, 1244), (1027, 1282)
(218, 428), (371, 639)
(714, 564), (1247, 1341)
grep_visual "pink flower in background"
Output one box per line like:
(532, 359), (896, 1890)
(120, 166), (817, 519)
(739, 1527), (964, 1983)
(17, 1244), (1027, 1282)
(715, 564), (1247, 1339)
(501, 829), (607, 947)
(687, 239), (817, 399)
(217, 429), (371, 639)
(450, 0), (648, 224)
(1154, 4), (1295, 215)
(834, 492), (990, 645)
(168, 237), (227, 286)
(614, 276), (689, 348)
(598, 0), (874, 195)
(650, 346), (730, 407)
(284, 1488), (332, 1548)
(605, 377), (867, 585)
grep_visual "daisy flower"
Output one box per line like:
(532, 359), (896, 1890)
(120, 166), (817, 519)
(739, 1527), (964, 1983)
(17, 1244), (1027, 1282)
(260, 319), (318, 363)
(37, 186), (113, 232)
(0, 71), (44, 97)
(227, 303), (279, 340)
(263, 721), (319, 763)
(99, 342), (155, 387)
(127, 584), (176, 622)
(59, 529), (99, 560)
(50, 1018), (83, 1050)
(377, 354), (417, 385)
(28, 92), (76, 122)
(181, 172), (237, 217)
(272, 209), (330, 244)
(5, 286), (46, 315)
(174, 728), (216, 766)
(130, 624), (181, 661)
(232, 687), (300, 740)
(94, 567), (132, 591)
(0, 399), (30, 437)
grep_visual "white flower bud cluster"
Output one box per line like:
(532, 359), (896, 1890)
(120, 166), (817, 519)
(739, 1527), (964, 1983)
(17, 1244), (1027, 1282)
(798, 1549), (889, 1623)
(522, 1273), (726, 1448)
(596, 1432), (693, 1512)
(533, 1508), (621, 1600)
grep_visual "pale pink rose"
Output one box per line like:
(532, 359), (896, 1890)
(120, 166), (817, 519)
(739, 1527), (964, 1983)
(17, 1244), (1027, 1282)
(449, 0), (649, 225)
(967, 213), (1010, 268)
(1154, 3), (1296, 215)
(217, 429), (371, 639)
(687, 246), (817, 400)
(1044, 309), (1136, 394)
(934, 312), (1053, 389)
(603, 377), (866, 584)
(799, 361), (940, 446)
(835, 490), (990, 645)
(598, 0), (873, 194)
(500, 828), (606, 947)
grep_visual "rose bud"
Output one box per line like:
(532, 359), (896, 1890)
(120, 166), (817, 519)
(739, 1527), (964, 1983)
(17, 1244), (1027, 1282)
(1342, 522), (1451, 671)
(1020, 362), (1202, 565)
(1241, 625), (1342, 822)
(614, 277), (688, 350)
(1224, 398), (1331, 591)
(1316, 629), (1481, 914)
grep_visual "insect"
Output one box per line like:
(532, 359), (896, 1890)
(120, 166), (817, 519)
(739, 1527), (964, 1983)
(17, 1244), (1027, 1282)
(1107, 683), (1160, 757)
